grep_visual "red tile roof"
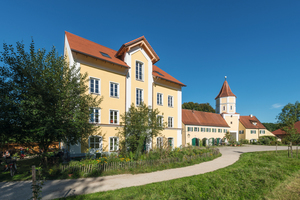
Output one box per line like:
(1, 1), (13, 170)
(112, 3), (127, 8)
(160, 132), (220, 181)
(239, 116), (266, 129)
(272, 121), (300, 136)
(182, 109), (230, 127)
(153, 65), (186, 86)
(65, 31), (129, 68)
(65, 32), (184, 87)
(215, 80), (236, 99)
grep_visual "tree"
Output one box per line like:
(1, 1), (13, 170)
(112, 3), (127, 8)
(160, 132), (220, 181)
(182, 102), (215, 113)
(276, 101), (300, 144)
(262, 123), (280, 132)
(0, 41), (102, 153)
(117, 103), (165, 159)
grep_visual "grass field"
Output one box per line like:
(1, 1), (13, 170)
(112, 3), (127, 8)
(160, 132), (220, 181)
(58, 150), (300, 200)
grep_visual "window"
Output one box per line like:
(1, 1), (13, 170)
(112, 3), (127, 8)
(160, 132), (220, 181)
(136, 62), (143, 81)
(109, 137), (118, 151)
(100, 52), (111, 58)
(230, 105), (233, 110)
(187, 127), (193, 132)
(239, 130), (244, 134)
(89, 136), (102, 150)
(157, 93), (163, 105)
(218, 129), (222, 133)
(90, 108), (100, 123)
(136, 88), (143, 106)
(194, 127), (199, 132)
(168, 96), (173, 107)
(260, 130), (265, 134)
(212, 128), (216, 133)
(206, 128), (211, 132)
(157, 115), (163, 127)
(223, 129), (227, 133)
(110, 110), (118, 124)
(251, 130), (256, 134)
(223, 106), (225, 111)
(157, 137), (163, 148)
(110, 82), (119, 98)
(201, 128), (205, 132)
(90, 78), (100, 94)
(168, 138), (174, 148)
(168, 117), (173, 128)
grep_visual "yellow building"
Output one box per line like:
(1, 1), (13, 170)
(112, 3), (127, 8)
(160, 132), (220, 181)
(64, 32), (185, 154)
(182, 77), (276, 146)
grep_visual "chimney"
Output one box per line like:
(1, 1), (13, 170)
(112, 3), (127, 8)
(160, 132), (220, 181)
(250, 114), (253, 118)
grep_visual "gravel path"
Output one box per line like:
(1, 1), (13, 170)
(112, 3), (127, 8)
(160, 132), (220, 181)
(0, 145), (289, 200)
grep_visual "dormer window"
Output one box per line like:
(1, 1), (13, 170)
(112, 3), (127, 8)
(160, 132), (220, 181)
(252, 121), (257, 126)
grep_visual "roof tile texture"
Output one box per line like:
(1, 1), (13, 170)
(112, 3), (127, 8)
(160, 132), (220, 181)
(65, 31), (184, 86)
(239, 116), (266, 129)
(272, 121), (300, 136)
(215, 80), (236, 99)
(182, 109), (230, 127)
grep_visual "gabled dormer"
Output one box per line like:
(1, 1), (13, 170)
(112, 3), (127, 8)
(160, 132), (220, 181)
(215, 77), (237, 114)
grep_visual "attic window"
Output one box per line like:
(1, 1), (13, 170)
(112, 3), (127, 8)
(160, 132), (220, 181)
(251, 121), (257, 126)
(154, 71), (164, 76)
(100, 52), (111, 58)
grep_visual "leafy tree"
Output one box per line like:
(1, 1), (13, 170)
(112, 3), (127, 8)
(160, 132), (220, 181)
(117, 103), (165, 159)
(182, 102), (215, 113)
(262, 123), (280, 132)
(0, 41), (102, 153)
(276, 101), (300, 144)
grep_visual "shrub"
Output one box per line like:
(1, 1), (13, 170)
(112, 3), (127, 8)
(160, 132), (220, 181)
(239, 139), (249, 144)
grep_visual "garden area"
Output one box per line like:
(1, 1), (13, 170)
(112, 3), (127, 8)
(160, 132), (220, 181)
(0, 146), (220, 182)
(58, 150), (300, 200)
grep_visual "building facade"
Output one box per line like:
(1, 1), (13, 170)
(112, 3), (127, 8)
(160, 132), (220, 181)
(64, 32), (185, 154)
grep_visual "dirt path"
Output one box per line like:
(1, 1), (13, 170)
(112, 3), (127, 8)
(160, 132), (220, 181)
(0, 145), (289, 200)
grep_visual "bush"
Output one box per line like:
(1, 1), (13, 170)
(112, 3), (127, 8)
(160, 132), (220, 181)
(239, 139), (249, 144)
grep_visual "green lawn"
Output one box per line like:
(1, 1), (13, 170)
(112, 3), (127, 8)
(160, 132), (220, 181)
(58, 150), (300, 200)
(0, 156), (41, 182)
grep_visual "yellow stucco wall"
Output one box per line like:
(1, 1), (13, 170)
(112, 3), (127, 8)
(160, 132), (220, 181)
(238, 122), (246, 140)
(224, 115), (239, 132)
(182, 125), (228, 145)
(131, 50), (149, 106)
(76, 54), (127, 153)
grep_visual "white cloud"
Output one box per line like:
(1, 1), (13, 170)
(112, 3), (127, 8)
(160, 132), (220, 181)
(271, 103), (283, 109)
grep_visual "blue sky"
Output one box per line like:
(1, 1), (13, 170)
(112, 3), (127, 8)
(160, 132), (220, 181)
(1, 0), (299, 123)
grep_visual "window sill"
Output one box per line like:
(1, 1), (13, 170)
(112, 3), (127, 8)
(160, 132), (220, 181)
(110, 96), (120, 99)
(136, 79), (144, 82)
(90, 92), (101, 96)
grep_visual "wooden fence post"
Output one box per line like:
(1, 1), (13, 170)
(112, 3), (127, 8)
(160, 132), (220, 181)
(291, 142), (293, 158)
(32, 165), (37, 200)
(288, 146), (290, 157)
(276, 143), (277, 153)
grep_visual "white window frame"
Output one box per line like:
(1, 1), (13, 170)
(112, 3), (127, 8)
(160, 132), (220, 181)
(188, 127), (193, 132)
(88, 135), (103, 152)
(168, 95), (173, 107)
(251, 130), (257, 134)
(90, 77), (101, 95)
(194, 127), (199, 132)
(110, 82), (119, 98)
(136, 61), (144, 81)
(260, 130), (265, 134)
(168, 117), (173, 128)
(90, 108), (101, 123)
(109, 137), (119, 151)
(201, 128), (205, 132)
(157, 137), (163, 148)
(136, 88), (143, 106)
(218, 129), (222, 133)
(157, 115), (163, 127)
(109, 110), (119, 124)
(157, 93), (163, 106)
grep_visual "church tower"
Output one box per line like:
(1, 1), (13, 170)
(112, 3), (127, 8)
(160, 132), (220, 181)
(215, 76), (239, 141)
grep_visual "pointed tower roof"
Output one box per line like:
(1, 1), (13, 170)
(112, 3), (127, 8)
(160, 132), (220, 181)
(215, 77), (236, 99)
